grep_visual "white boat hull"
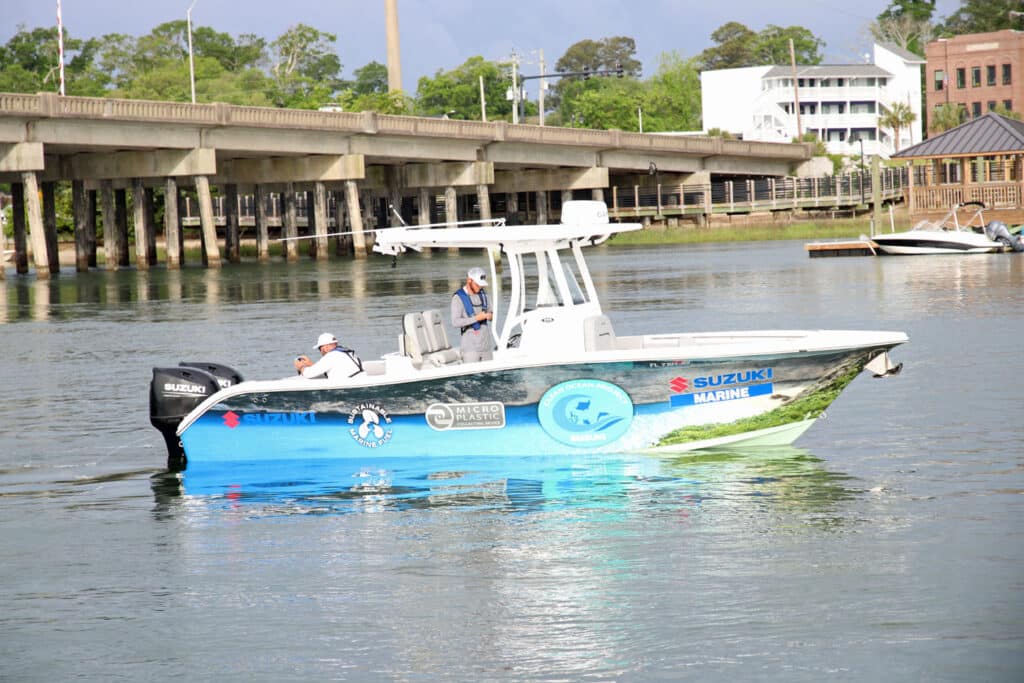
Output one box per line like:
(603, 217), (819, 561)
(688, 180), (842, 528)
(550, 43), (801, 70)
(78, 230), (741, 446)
(873, 230), (1002, 255)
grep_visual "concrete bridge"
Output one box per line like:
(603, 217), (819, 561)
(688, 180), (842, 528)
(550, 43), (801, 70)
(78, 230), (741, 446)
(0, 92), (820, 277)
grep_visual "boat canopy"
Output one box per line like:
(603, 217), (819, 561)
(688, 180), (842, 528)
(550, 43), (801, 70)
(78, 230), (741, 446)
(373, 201), (643, 354)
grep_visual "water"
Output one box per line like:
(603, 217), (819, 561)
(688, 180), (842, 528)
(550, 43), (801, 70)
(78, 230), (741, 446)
(1, 243), (1022, 681)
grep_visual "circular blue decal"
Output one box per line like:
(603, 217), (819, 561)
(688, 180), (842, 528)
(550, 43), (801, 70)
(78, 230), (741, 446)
(537, 379), (634, 448)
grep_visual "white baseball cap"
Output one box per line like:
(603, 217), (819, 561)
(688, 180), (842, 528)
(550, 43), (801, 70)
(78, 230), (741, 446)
(314, 333), (338, 349)
(468, 267), (488, 287)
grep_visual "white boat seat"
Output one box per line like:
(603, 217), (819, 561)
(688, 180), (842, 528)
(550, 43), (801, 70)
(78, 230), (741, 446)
(422, 308), (462, 366)
(583, 315), (617, 351)
(402, 312), (429, 366)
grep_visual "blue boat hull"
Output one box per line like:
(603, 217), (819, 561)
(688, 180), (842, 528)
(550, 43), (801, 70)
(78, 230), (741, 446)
(179, 349), (884, 465)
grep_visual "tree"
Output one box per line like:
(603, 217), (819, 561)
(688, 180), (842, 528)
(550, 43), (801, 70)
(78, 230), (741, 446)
(879, 101), (918, 151)
(639, 53), (702, 132)
(697, 22), (823, 70)
(929, 102), (965, 133)
(938, 0), (1020, 35)
(551, 37), (641, 110)
(268, 24), (343, 108)
(871, 1), (935, 54)
(352, 61), (388, 96)
(415, 56), (510, 120)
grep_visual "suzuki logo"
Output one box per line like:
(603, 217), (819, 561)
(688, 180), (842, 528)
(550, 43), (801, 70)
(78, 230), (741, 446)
(223, 411), (240, 428)
(669, 377), (689, 393)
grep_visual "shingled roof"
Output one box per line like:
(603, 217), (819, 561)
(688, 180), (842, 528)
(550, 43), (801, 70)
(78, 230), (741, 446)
(892, 113), (1024, 158)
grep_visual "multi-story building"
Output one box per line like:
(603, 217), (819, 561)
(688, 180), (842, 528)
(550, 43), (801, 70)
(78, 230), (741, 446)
(701, 43), (924, 159)
(926, 29), (1023, 129)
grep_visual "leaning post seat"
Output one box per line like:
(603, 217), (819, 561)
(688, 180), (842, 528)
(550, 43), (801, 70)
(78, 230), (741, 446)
(421, 309), (462, 366)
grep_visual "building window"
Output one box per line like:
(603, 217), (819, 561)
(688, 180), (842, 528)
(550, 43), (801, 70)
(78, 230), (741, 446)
(956, 68), (966, 88)
(988, 101), (997, 111)
(972, 102), (982, 118)
(850, 101), (876, 114)
(1004, 99), (1013, 111)
(934, 70), (946, 91)
(972, 67), (981, 87)
(1003, 64), (1012, 85)
(987, 65), (997, 86)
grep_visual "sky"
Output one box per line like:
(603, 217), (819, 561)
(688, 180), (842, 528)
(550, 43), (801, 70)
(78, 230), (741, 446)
(1, 0), (963, 94)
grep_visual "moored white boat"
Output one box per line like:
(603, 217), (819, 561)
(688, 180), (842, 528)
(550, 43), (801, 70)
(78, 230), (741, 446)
(872, 201), (1005, 254)
(150, 201), (907, 469)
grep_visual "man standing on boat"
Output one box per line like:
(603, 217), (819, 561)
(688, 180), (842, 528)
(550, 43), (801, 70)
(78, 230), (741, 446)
(451, 267), (494, 362)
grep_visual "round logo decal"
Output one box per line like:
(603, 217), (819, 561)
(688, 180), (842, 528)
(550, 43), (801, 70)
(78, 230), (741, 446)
(537, 379), (634, 447)
(347, 402), (393, 448)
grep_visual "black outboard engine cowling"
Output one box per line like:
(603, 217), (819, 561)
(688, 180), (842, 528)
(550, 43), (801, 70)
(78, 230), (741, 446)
(150, 364), (242, 469)
(178, 362), (244, 389)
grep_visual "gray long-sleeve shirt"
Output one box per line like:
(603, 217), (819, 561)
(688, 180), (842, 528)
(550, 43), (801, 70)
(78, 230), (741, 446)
(450, 287), (493, 361)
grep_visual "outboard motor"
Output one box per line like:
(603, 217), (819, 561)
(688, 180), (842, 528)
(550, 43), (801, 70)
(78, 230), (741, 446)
(150, 363), (242, 470)
(985, 220), (1024, 252)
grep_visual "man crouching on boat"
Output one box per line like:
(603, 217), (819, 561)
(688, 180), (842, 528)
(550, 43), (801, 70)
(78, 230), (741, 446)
(294, 333), (363, 379)
(451, 267), (494, 362)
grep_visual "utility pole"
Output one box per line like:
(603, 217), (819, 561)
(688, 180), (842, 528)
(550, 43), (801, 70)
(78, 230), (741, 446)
(479, 75), (487, 122)
(56, 0), (65, 95)
(538, 49), (547, 126)
(506, 51), (520, 124)
(187, 0), (198, 104)
(789, 39), (802, 139)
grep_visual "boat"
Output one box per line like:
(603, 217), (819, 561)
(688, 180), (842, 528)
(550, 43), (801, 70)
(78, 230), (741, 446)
(872, 201), (1006, 255)
(149, 201), (907, 470)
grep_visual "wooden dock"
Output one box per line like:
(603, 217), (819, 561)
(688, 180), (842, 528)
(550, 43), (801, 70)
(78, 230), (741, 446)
(804, 239), (881, 257)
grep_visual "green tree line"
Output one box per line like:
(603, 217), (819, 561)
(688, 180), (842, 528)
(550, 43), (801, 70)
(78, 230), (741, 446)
(0, 1), (1012, 134)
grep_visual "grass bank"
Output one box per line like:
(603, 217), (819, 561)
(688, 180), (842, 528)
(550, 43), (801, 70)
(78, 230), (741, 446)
(607, 217), (902, 246)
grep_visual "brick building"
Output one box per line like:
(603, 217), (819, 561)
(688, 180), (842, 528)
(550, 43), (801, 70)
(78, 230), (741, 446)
(926, 30), (1024, 130)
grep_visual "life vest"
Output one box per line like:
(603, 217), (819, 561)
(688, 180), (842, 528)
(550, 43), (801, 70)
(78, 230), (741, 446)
(331, 346), (364, 377)
(454, 288), (488, 333)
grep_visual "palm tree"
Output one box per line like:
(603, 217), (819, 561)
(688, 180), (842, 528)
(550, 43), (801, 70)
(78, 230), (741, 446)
(879, 102), (918, 152)
(928, 103), (965, 135)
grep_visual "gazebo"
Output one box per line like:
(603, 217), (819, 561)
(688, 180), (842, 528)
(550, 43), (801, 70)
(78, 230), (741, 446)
(893, 112), (1024, 224)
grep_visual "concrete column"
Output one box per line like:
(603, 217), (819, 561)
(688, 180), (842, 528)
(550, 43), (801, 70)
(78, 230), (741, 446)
(164, 178), (181, 269)
(283, 183), (299, 263)
(444, 185), (458, 253)
(591, 188), (604, 203)
(313, 182), (329, 261)
(254, 184), (269, 263)
(115, 189), (130, 267)
(225, 183), (240, 263)
(100, 180), (118, 271)
(73, 180), (90, 272)
(144, 188), (157, 266)
(561, 189), (572, 217)
(505, 192), (519, 225)
(387, 169), (404, 228)
(177, 190), (188, 266)
(132, 179), (150, 270)
(41, 182), (59, 274)
(11, 183), (28, 274)
(86, 190), (97, 268)
(194, 176), (221, 268)
(345, 180), (367, 258)
(477, 184), (492, 222)
(305, 190), (317, 260)
(537, 190), (548, 225)
(334, 190), (351, 256)
(22, 172), (50, 278)
(361, 190), (376, 250)
(418, 188), (431, 225)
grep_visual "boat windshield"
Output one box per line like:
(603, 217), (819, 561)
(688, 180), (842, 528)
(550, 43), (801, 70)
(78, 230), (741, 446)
(518, 249), (589, 309)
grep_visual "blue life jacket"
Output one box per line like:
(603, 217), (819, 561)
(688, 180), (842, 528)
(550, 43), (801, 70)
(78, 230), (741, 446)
(331, 345), (363, 377)
(454, 288), (488, 333)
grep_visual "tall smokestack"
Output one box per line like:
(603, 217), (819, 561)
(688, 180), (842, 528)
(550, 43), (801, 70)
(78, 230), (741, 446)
(384, 0), (402, 93)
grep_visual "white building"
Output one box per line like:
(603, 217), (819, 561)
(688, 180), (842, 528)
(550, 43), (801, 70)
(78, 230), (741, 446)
(701, 43), (924, 159)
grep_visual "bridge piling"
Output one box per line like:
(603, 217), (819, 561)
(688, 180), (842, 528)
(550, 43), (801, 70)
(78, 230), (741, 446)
(72, 180), (89, 272)
(164, 178), (181, 269)
(313, 182), (329, 261)
(194, 175), (221, 268)
(283, 182), (298, 263)
(224, 183), (240, 263)
(345, 180), (366, 258)
(11, 182), (28, 274)
(22, 172), (49, 279)
(42, 182), (59, 273)
(100, 181), (118, 271)
(131, 179), (150, 271)
(254, 184), (269, 263)
(444, 186), (458, 254)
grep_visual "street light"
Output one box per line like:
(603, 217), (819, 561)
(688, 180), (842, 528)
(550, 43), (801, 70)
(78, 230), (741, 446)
(187, 0), (198, 104)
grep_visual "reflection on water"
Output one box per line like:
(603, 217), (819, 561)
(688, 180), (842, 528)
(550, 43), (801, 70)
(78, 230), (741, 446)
(149, 446), (859, 525)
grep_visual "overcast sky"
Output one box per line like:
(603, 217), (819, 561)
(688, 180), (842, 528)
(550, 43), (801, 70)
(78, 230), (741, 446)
(2, 0), (962, 93)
